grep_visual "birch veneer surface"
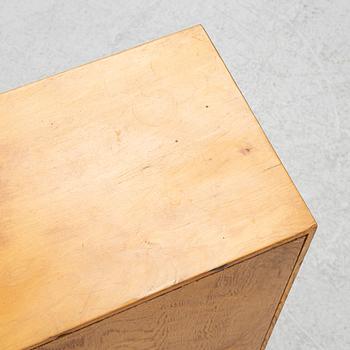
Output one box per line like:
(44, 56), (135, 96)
(0, 25), (316, 350)
(36, 238), (305, 350)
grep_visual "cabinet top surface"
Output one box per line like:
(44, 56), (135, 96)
(0, 25), (315, 349)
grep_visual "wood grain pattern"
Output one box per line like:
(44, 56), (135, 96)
(0, 25), (316, 349)
(261, 226), (316, 349)
(36, 238), (305, 350)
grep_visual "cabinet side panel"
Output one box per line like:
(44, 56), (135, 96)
(35, 238), (305, 350)
(261, 228), (316, 349)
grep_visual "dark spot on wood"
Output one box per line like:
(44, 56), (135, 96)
(239, 147), (252, 155)
(142, 165), (151, 170)
(175, 140), (178, 143)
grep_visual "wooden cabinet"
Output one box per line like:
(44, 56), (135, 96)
(0, 25), (316, 350)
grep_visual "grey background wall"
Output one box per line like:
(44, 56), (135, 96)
(1, 1), (349, 349)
